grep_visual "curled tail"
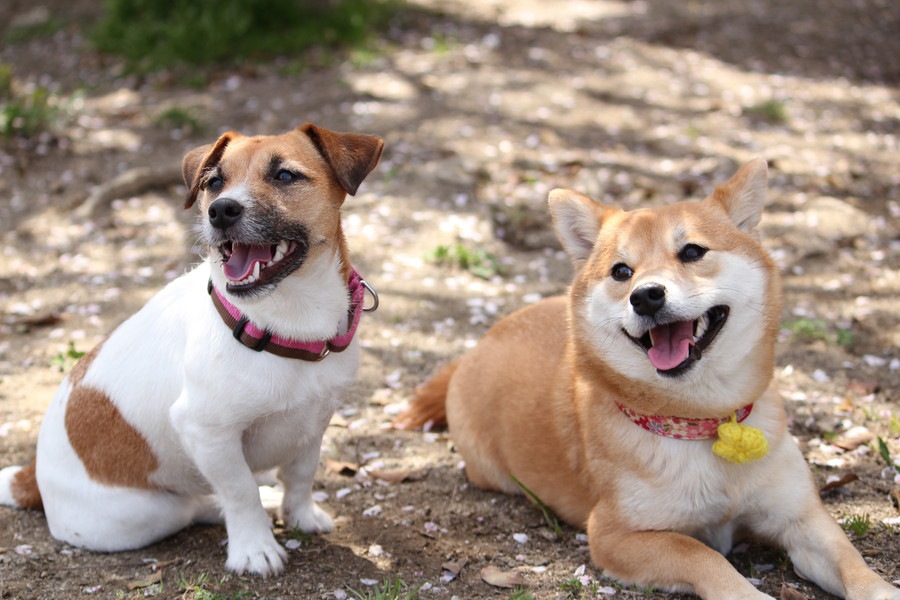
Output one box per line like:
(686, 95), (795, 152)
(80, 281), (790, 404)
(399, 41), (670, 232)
(393, 360), (459, 430)
(0, 460), (43, 510)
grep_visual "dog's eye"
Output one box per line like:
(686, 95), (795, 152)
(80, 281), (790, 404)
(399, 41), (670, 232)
(205, 176), (224, 193)
(611, 263), (634, 281)
(679, 244), (708, 263)
(275, 169), (299, 184)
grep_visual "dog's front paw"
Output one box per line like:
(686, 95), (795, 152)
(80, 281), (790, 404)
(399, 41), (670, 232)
(281, 501), (335, 534)
(865, 587), (900, 600)
(225, 531), (288, 577)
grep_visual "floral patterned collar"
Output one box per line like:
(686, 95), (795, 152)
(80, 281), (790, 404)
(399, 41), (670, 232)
(614, 402), (754, 440)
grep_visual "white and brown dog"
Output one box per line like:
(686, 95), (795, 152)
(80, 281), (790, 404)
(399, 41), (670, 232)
(0, 123), (383, 576)
(398, 160), (899, 599)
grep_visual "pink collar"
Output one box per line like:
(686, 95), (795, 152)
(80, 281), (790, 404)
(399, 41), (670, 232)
(615, 402), (754, 440)
(209, 269), (376, 361)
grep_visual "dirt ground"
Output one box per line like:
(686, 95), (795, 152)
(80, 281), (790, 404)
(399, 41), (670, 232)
(0, 0), (898, 598)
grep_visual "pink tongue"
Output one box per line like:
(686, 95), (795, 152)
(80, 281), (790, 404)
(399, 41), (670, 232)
(647, 320), (694, 371)
(223, 243), (273, 282)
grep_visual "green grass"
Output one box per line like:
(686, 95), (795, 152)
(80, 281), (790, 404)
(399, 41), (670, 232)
(175, 573), (250, 600)
(91, 0), (402, 73)
(509, 474), (563, 537)
(842, 513), (873, 538)
(875, 436), (897, 469)
(346, 577), (419, 600)
(745, 100), (788, 124)
(154, 106), (206, 134)
(5, 16), (66, 44)
(429, 242), (504, 280)
(50, 342), (86, 373)
(0, 63), (59, 140)
(889, 417), (900, 434)
(560, 578), (600, 599)
(782, 318), (853, 347)
(507, 588), (534, 600)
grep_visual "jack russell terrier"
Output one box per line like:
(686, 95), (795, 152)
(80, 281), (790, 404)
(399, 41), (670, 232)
(0, 123), (384, 577)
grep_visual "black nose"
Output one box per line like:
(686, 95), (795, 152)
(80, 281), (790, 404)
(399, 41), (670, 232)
(208, 198), (243, 230)
(630, 284), (666, 317)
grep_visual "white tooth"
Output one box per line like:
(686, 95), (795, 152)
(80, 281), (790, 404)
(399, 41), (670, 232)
(245, 274), (256, 284)
(253, 262), (261, 279)
(266, 260), (274, 267)
(274, 241), (287, 262)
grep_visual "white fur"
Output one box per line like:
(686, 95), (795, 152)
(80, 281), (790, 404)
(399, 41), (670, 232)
(25, 249), (357, 576)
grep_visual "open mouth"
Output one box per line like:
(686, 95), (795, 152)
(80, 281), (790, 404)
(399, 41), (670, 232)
(624, 305), (730, 377)
(219, 239), (305, 294)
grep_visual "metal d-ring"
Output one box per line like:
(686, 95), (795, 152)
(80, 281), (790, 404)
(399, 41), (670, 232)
(361, 279), (379, 312)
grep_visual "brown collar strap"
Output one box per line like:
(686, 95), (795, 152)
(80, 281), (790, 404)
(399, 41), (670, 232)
(208, 269), (375, 361)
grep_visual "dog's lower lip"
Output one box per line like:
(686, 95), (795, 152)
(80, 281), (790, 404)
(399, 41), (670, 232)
(624, 305), (730, 376)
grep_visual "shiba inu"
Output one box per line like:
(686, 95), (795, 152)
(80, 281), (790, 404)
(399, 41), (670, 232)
(398, 159), (899, 599)
(0, 124), (384, 576)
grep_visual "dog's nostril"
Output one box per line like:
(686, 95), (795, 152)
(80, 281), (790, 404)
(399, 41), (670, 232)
(630, 284), (666, 317)
(208, 198), (243, 229)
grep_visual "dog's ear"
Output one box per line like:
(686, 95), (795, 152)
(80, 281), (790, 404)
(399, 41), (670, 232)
(299, 123), (384, 196)
(181, 132), (237, 209)
(548, 189), (612, 264)
(711, 158), (767, 237)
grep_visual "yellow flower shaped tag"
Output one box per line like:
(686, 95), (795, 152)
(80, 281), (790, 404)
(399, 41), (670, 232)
(712, 414), (768, 463)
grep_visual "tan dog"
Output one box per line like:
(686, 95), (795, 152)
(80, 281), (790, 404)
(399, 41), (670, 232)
(0, 124), (383, 576)
(398, 160), (899, 599)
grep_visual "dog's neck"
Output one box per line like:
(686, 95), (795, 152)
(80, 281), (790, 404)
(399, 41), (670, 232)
(614, 402), (754, 440)
(207, 252), (374, 356)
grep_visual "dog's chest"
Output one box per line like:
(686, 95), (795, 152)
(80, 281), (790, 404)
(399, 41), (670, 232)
(614, 440), (753, 550)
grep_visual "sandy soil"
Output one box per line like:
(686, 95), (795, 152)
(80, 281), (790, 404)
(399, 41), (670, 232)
(0, 1), (898, 598)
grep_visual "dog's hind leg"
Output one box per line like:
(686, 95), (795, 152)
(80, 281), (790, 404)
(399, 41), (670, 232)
(41, 480), (215, 552)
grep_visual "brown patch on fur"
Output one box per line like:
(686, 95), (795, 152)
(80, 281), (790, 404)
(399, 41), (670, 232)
(182, 131), (238, 209)
(300, 123), (384, 196)
(11, 461), (42, 510)
(65, 384), (159, 489)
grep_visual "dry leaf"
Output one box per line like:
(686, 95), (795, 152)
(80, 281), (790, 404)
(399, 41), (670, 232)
(329, 413), (349, 428)
(441, 558), (468, 576)
(325, 460), (358, 476)
(833, 429), (874, 451)
(847, 379), (879, 396)
(480, 565), (525, 589)
(127, 570), (162, 590)
(367, 468), (411, 484)
(367, 467), (426, 484)
(819, 473), (859, 493)
(8, 312), (62, 329)
(780, 583), (809, 600)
